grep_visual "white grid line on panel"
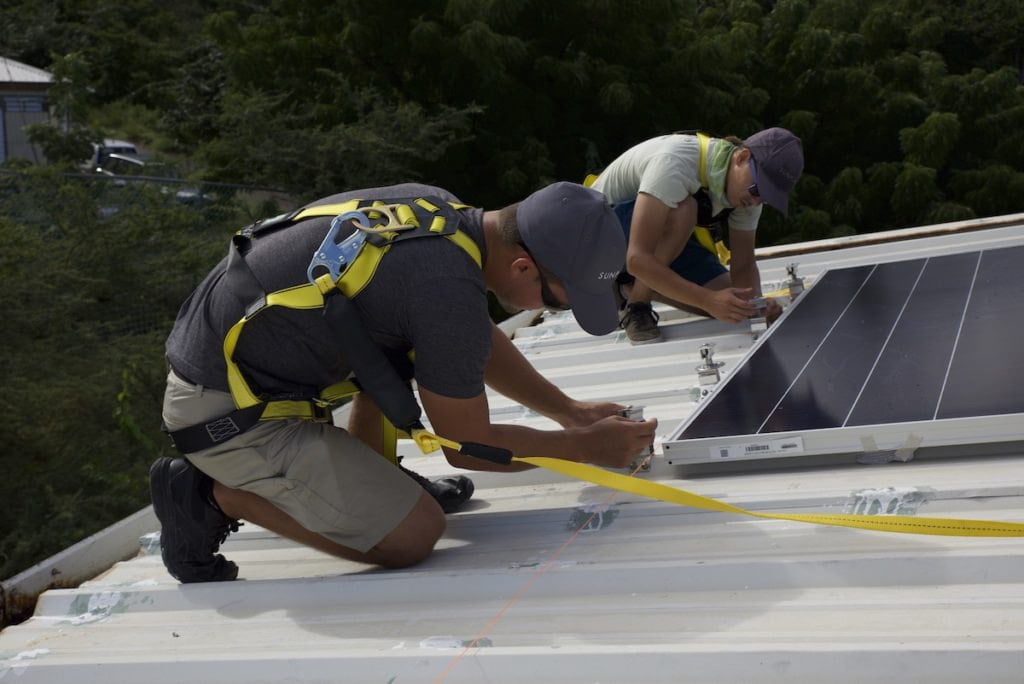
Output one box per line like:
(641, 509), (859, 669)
(934, 250), (984, 420)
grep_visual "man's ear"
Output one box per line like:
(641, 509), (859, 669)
(733, 147), (751, 165)
(510, 256), (534, 278)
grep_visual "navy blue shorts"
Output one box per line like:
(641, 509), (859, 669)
(612, 199), (726, 287)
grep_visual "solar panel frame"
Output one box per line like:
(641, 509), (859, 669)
(663, 245), (1024, 466)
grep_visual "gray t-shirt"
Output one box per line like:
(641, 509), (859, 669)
(591, 134), (762, 231)
(166, 183), (491, 400)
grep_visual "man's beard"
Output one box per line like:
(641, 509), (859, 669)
(495, 296), (523, 315)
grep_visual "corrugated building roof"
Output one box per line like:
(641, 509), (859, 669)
(2, 216), (1023, 682)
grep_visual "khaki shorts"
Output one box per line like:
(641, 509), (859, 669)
(161, 369), (422, 553)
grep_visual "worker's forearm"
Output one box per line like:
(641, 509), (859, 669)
(630, 254), (712, 309)
(484, 324), (573, 417)
(729, 261), (761, 295)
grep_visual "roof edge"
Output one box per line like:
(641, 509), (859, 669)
(756, 212), (1024, 259)
(1, 506), (155, 627)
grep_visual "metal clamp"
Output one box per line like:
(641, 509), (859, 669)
(619, 405), (653, 472)
(786, 262), (805, 299)
(748, 297), (768, 339)
(695, 343), (725, 385)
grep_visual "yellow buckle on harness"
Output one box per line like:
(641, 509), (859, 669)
(410, 428), (461, 454)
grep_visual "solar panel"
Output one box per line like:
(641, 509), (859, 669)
(663, 244), (1024, 465)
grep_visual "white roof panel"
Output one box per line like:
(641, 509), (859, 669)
(0, 57), (52, 85)
(2, 217), (1024, 683)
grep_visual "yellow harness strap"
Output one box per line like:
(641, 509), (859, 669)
(693, 133), (732, 265)
(221, 197), (482, 464)
(381, 427), (1024, 538)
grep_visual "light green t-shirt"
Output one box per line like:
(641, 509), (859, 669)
(591, 134), (761, 231)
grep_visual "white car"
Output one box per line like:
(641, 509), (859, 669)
(83, 138), (139, 171)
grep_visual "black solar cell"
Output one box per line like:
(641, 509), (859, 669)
(937, 245), (1024, 419)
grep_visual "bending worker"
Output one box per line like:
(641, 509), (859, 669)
(151, 182), (657, 583)
(590, 128), (804, 343)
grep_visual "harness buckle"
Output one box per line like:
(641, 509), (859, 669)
(306, 205), (422, 287)
(312, 403), (332, 422)
(306, 211), (372, 285)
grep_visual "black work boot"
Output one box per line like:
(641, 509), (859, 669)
(149, 457), (242, 583)
(398, 460), (475, 513)
(620, 301), (662, 344)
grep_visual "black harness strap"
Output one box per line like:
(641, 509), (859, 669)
(164, 403), (267, 454)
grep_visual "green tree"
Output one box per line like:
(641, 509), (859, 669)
(899, 111), (960, 169)
(0, 167), (243, 581)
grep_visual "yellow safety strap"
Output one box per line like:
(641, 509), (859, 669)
(692, 227), (725, 261)
(696, 133), (711, 187)
(223, 282), (333, 409)
(694, 132), (732, 265)
(319, 379), (362, 404)
(515, 456), (1024, 537)
(292, 201), (360, 221)
(402, 427), (1024, 537)
(258, 400), (323, 421)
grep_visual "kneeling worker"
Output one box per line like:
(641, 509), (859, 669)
(590, 128), (804, 343)
(151, 181), (658, 583)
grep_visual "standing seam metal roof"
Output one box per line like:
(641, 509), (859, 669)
(1, 218), (1023, 683)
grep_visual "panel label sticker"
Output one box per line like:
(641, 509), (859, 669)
(711, 436), (805, 460)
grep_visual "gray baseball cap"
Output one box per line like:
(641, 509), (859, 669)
(517, 182), (626, 335)
(745, 127), (804, 215)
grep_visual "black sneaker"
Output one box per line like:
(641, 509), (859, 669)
(149, 457), (241, 583)
(620, 301), (662, 344)
(399, 460), (475, 513)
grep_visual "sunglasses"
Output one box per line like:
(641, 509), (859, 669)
(519, 242), (571, 311)
(748, 158), (761, 198)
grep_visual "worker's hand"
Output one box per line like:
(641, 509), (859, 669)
(704, 287), (756, 323)
(764, 297), (784, 325)
(575, 415), (658, 469)
(551, 399), (624, 428)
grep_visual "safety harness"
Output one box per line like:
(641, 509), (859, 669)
(585, 132), (733, 265)
(166, 196), (509, 466)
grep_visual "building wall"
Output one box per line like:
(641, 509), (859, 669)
(0, 90), (49, 164)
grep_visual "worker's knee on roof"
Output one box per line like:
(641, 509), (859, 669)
(373, 491), (446, 568)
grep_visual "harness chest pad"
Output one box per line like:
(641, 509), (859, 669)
(357, 196), (464, 246)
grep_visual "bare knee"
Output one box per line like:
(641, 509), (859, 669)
(371, 492), (446, 568)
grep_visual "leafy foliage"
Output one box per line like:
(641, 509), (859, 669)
(0, 168), (245, 581)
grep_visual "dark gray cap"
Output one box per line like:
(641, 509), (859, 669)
(745, 127), (804, 215)
(517, 182), (626, 335)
